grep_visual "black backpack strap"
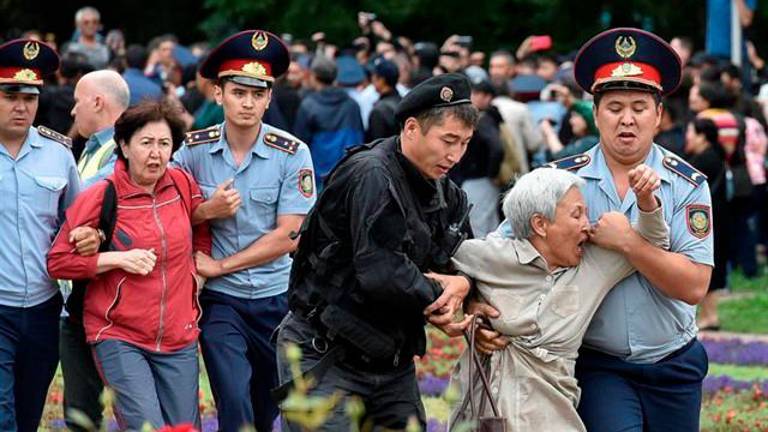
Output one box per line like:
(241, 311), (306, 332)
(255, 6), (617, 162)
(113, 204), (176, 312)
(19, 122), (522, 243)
(66, 178), (118, 322)
(98, 179), (118, 252)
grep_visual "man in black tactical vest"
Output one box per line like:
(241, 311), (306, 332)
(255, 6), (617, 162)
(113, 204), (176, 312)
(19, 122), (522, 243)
(275, 73), (479, 431)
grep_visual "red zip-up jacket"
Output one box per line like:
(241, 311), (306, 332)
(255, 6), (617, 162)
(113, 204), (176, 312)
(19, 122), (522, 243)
(48, 160), (211, 352)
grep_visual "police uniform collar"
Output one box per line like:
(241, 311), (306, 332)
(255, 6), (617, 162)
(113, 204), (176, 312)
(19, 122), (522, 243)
(579, 144), (672, 185)
(28, 127), (43, 148)
(211, 122), (272, 159)
(253, 124), (272, 159)
(207, 127), (227, 154)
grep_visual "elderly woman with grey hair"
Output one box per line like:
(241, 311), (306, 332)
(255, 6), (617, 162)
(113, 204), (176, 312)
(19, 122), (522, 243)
(447, 166), (670, 432)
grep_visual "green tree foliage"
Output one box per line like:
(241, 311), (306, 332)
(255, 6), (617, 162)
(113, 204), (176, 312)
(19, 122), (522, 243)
(198, 0), (711, 54)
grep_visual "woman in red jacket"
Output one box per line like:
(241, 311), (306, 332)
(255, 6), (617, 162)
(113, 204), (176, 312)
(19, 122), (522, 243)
(48, 101), (211, 430)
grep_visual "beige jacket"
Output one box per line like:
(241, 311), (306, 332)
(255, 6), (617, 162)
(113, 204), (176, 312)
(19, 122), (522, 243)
(448, 206), (669, 432)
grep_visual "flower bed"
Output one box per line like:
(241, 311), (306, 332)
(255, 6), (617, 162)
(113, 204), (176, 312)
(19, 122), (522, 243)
(40, 331), (768, 431)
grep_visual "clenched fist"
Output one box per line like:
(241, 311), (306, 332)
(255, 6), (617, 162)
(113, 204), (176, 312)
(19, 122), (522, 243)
(628, 164), (661, 212)
(116, 248), (157, 275)
(205, 179), (242, 219)
(590, 212), (633, 252)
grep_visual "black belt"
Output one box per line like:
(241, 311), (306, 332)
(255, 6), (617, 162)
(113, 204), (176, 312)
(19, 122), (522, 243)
(293, 305), (407, 372)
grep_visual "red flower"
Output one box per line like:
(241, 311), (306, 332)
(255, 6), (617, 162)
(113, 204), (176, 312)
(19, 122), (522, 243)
(156, 423), (198, 432)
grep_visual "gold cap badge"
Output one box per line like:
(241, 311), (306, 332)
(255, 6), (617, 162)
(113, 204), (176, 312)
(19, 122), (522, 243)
(13, 69), (38, 81)
(252, 31), (268, 51)
(23, 42), (40, 61)
(611, 62), (644, 78)
(242, 62), (267, 76)
(615, 35), (637, 59)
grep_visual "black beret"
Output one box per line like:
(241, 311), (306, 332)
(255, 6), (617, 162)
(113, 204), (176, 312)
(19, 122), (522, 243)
(574, 27), (682, 96)
(395, 72), (472, 123)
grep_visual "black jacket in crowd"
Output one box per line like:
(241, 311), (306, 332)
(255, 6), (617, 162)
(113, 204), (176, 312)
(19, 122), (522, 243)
(367, 90), (402, 141)
(450, 105), (504, 185)
(288, 135), (472, 366)
(688, 145), (728, 289)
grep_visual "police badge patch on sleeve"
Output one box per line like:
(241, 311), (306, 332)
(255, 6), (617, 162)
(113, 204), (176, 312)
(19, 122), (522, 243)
(299, 169), (314, 198)
(686, 204), (711, 239)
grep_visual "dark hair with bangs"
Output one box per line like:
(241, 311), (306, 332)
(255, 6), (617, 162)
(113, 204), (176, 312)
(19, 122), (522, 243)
(114, 100), (186, 162)
(413, 103), (480, 133)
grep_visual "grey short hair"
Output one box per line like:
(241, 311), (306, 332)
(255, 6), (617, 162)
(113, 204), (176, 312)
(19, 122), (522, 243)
(502, 168), (585, 239)
(75, 6), (100, 24)
(83, 70), (131, 110)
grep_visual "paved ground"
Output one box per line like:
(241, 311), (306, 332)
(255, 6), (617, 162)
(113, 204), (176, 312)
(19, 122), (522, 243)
(699, 330), (768, 343)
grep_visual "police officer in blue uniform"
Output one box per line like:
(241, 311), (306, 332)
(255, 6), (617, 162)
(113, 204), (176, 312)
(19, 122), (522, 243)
(172, 30), (316, 432)
(481, 28), (713, 431)
(0, 39), (82, 432)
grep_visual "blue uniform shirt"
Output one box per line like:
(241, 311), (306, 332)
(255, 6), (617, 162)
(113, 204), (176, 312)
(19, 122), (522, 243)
(173, 122), (316, 300)
(80, 126), (116, 188)
(0, 127), (80, 307)
(499, 143), (714, 363)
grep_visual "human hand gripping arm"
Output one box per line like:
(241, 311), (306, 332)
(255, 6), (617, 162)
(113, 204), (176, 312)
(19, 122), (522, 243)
(194, 214), (303, 278)
(592, 165), (711, 304)
(423, 272), (474, 337)
(191, 178), (242, 225)
(590, 164), (666, 252)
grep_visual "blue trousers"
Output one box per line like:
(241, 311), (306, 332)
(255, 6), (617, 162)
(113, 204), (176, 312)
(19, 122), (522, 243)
(199, 290), (287, 432)
(576, 339), (708, 432)
(92, 339), (200, 430)
(0, 293), (62, 432)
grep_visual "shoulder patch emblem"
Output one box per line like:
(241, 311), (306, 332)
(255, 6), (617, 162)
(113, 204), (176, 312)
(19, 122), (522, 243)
(663, 156), (707, 187)
(37, 126), (72, 148)
(686, 204), (711, 239)
(264, 132), (299, 155)
(546, 154), (591, 171)
(298, 168), (314, 198)
(184, 125), (221, 147)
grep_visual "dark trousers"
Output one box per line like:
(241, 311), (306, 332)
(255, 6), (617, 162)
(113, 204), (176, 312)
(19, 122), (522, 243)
(60, 316), (104, 431)
(576, 339), (708, 432)
(0, 293), (62, 432)
(276, 313), (426, 431)
(199, 290), (287, 432)
(729, 195), (758, 277)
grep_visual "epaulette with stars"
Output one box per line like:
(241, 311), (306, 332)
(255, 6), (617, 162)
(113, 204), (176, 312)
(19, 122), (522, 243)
(662, 155), (707, 187)
(37, 126), (72, 149)
(264, 132), (299, 155)
(545, 154), (591, 171)
(184, 125), (221, 147)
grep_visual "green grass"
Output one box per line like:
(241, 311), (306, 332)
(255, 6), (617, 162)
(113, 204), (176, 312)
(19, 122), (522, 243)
(718, 293), (768, 334)
(729, 268), (768, 294)
(709, 364), (768, 381)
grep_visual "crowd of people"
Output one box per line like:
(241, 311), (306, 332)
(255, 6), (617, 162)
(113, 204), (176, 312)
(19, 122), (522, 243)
(0, 1), (762, 431)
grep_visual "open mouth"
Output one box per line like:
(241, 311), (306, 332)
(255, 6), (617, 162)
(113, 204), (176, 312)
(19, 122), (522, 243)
(576, 236), (588, 255)
(618, 131), (636, 140)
